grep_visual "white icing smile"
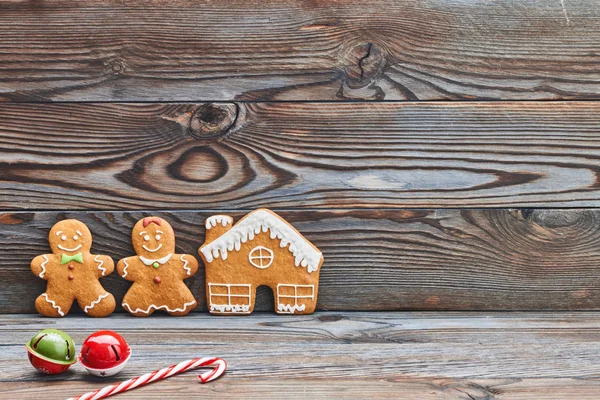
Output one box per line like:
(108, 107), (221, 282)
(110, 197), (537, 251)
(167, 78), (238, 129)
(142, 243), (162, 253)
(58, 244), (82, 252)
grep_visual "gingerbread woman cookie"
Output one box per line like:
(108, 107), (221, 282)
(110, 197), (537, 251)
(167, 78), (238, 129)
(31, 220), (116, 317)
(117, 217), (199, 316)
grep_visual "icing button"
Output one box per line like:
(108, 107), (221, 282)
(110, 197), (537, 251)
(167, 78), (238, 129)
(153, 276), (161, 284)
(68, 274), (74, 280)
(152, 262), (160, 268)
(68, 264), (75, 270)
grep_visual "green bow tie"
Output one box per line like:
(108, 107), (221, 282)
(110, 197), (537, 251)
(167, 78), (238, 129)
(61, 253), (83, 264)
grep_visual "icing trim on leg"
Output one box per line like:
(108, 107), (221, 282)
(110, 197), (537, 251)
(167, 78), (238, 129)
(83, 292), (110, 313)
(122, 300), (197, 315)
(42, 293), (65, 316)
(94, 255), (106, 276)
(39, 255), (49, 278)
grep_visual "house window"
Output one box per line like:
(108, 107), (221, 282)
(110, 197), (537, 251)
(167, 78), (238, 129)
(208, 283), (252, 314)
(276, 284), (315, 314)
(248, 246), (274, 269)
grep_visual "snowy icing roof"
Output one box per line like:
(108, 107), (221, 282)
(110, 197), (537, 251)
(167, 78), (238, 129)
(200, 209), (322, 273)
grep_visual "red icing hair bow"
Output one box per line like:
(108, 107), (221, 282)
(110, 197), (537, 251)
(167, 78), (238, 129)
(143, 217), (162, 227)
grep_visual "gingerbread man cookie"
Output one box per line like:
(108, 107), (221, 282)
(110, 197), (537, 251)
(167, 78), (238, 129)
(117, 217), (199, 316)
(31, 220), (116, 317)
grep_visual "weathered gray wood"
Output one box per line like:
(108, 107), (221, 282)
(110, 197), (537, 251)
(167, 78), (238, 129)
(1, 0), (599, 101)
(3, 208), (600, 313)
(5, 379), (600, 400)
(3, 312), (600, 398)
(4, 102), (600, 209)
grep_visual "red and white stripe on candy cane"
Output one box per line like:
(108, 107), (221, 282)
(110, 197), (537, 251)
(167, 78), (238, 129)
(67, 357), (227, 400)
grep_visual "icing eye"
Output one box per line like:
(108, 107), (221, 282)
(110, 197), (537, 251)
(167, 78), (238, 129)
(61, 235), (67, 241)
(73, 235), (79, 240)
(155, 235), (161, 241)
(144, 235), (150, 241)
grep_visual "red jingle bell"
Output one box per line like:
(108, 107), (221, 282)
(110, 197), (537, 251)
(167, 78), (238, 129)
(78, 330), (131, 377)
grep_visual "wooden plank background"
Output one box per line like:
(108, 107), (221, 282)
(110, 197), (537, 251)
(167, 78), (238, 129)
(3, 208), (600, 313)
(1, 0), (599, 102)
(3, 102), (600, 209)
(3, 0), (600, 398)
(4, 312), (600, 399)
(2, 1), (600, 314)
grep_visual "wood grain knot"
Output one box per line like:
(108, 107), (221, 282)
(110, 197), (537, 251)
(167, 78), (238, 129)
(510, 209), (586, 228)
(188, 103), (239, 139)
(530, 209), (587, 228)
(342, 43), (385, 88)
(104, 59), (127, 75)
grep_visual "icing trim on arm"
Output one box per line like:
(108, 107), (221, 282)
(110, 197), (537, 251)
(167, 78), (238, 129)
(205, 215), (233, 230)
(84, 293), (109, 313)
(122, 259), (129, 278)
(39, 255), (49, 278)
(180, 254), (191, 275)
(94, 255), (106, 276)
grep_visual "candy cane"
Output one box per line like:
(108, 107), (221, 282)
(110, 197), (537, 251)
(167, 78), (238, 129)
(67, 357), (227, 400)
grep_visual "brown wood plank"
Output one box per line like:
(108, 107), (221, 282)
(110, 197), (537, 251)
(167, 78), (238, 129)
(3, 312), (600, 398)
(1, 0), (599, 102)
(3, 102), (600, 209)
(3, 208), (600, 313)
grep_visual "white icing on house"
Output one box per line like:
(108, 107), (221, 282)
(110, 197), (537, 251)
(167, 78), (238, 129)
(276, 284), (314, 314)
(200, 210), (322, 273)
(277, 303), (306, 314)
(42, 293), (64, 317)
(39, 254), (49, 278)
(206, 215), (233, 230)
(94, 255), (106, 276)
(248, 246), (274, 269)
(84, 293), (109, 313)
(210, 303), (251, 314)
(208, 283), (252, 314)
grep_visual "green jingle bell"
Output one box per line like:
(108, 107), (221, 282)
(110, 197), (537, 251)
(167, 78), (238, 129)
(26, 328), (77, 374)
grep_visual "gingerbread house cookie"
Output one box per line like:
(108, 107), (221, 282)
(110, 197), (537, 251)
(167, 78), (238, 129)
(117, 217), (199, 316)
(30, 220), (116, 317)
(199, 209), (324, 315)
